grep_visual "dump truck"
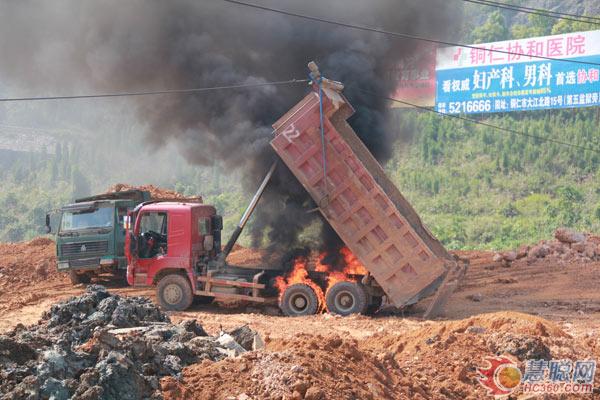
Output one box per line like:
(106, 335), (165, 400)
(125, 63), (465, 317)
(46, 189), (202, 285)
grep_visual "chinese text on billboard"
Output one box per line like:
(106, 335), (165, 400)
(435, 30), (600, 114)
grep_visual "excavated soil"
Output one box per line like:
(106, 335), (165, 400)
(108, 183), (203, 202)
(162, 312), (600, 400)
(1, 237), (600, 398)
(0, 238), (66, 317)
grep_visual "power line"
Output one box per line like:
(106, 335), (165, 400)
(0, 79), (309, 103)
(354, 87), (600, 154)
(219, 0), (600, 67)
(463, 0), (600, 24)
(473, 0), (598, 25)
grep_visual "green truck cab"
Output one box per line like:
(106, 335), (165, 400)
(47, 190), (152, 284)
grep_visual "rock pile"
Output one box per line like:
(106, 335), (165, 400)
(493, 227), (600, 266)
(0, 285), (259, 400)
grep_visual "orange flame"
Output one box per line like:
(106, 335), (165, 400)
(275, 247), (369, 308)
(339, 247), (368, 275)
(274, 256), (325, 309)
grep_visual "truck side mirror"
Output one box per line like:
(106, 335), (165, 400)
(45, 214), (52, 234)
(203, 235), (214, 251)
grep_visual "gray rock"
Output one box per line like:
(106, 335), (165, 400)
(40, 377), (70, 400)
(487, 333), (551, 361)
(0, 286), (242, 399)
(163, 354), (183, 373)
(179, 319), (208, 337)
(95, 351), (153, 400)
(466, 326), (487, 334)
(227, 325), (257, 351)
(217, 333), (247, 356)
(253, 333), (265, 350)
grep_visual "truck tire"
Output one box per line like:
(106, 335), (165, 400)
(325, 281), (368, 316)
(280, 283), (320, 316)
(69, 271), (91, 285)
(157, 274), (193, 311)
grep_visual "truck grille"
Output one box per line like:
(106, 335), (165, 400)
(61, 241), (108, 256)
(69, 258), (100, 268)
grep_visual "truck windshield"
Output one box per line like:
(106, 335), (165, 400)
(60, 207), (113, 232)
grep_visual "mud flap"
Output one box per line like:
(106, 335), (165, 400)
(423, 259), (468, 319)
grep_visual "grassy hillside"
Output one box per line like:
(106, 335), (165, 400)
(387, 109), (600, 249)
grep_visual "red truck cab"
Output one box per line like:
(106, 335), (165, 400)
(126, 202), (222, 309)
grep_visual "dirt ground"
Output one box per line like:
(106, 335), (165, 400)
(1, 241), (600, 398)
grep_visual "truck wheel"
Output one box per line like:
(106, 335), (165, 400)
(326, 281), (368, 316)
(157, 274), (193, 311)
(69, 271), (91, 285)
(280, 283), (319, 316)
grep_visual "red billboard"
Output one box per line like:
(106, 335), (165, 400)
(390, 43), (437, 107)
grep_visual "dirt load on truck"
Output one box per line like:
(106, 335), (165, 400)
(108, 183), (203, 203)
(270, 64), (463, 315)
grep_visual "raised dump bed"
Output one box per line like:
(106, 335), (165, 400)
(270, 83), (458, 308)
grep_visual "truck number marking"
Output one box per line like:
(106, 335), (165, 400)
(282, 123), (300, 143)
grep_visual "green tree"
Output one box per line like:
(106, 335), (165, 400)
(471, 10), (509, 43)
(511, 14), (553, 39)
(552, 15), (600, 35)
(556, 186), (583, 226)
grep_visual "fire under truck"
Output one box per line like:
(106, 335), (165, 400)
(125, 63), (466, 317)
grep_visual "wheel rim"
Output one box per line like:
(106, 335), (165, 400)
(163, 283), (183, 305)
(289, 293), (309, 313)
(334, 290), (355, 313)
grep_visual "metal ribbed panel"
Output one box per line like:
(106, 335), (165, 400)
(270, 90), (450, 307)
(61, 241), (108, 257)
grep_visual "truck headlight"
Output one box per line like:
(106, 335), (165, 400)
(58, 262), (69, 270)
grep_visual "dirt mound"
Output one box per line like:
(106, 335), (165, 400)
(359, 312), (596, 399)
(108, 183), (203, 202)
(161, 311), (600, 400)
(415, 311), (568, 340)
(494, 227), (600, 266)
(162, 334), (395, 400)
(0, 285), (256, 399)
(0, 238), (65, 314)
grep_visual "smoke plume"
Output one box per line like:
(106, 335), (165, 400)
(0, 0), (461, 255)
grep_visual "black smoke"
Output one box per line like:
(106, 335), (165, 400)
(0, 0), (461, 255)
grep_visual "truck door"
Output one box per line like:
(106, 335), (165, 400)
(132, 211), (170, 285)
